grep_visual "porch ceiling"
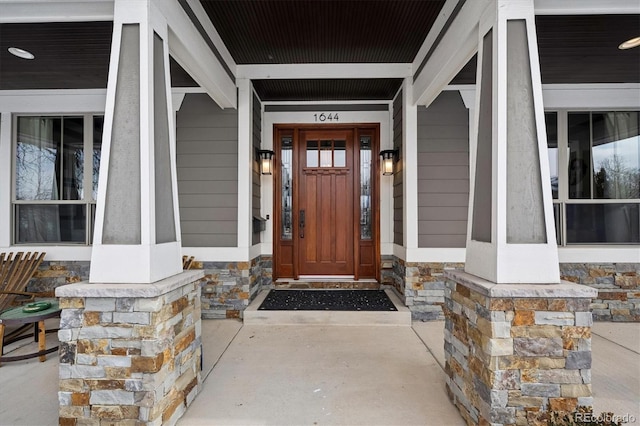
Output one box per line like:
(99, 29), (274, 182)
(199, 0), (445, 64)
(0, 5), (638, 99)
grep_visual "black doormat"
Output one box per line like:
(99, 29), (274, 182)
(258, 290), (397, 311)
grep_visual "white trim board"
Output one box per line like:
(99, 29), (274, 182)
(261, 109), (393, 252)
(0, 0), (115, 23)
(237, 63), (412, 80)
(4, 245), (636, 264)
(534, 0), (640, 15)
(0, 89), (107, 113)
(0, 246), (93, 262)
(446, 84), (640, 110)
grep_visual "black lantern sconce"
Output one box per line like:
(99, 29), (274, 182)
(256, 149), (275, 175)
(379, 148), (399, 176)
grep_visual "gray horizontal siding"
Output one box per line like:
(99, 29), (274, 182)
(176, 168), (236, 181)
(393, 90), (403, 246)
(177, 154), (238, 168)
(177, 127), (238, 141)
(252, 93), (262, 245)
(182, 234), (237, 247)
(177, 180), (238, 194)
(417, 91), (470, 248)
(418, 234), (466, 248)
(176, 93), (238, 247)
(179, 194), (238, 208)
(180, 207), (237, 221)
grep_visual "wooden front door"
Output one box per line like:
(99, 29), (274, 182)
(298, 129), (354, 275)
(273, 124), (380, 280)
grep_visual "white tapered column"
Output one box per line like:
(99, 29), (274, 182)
(465, 0), (559, 283)
(90, 0), (182, 283)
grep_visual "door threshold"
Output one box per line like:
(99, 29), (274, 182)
(276, 276), (378, 283)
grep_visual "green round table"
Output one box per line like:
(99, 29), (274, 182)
(0, 299), (61, 365)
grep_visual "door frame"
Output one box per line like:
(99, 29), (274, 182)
(272, 123), (381, 281)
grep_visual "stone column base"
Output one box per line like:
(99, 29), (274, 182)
(56, 270), (204, 426)
(444, 270), (597, 426)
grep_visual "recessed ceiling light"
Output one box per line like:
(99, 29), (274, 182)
(618, 36), (640, 50)
(8, 47), (35, 60)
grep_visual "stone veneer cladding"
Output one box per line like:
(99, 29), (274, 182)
(384, 256), (464, 321)
(56, 270), (204, 426)
(443, 270), (598, 426)
(384, 258), (639, 322)
(559, 263), (640, 322)
(195, 255), (271, 319)
(28, 261), (91, 293)
(24, 259), (640, 321)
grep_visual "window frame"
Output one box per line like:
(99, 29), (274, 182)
(11, 113), (103, 245)
(547, 109), (640, 246)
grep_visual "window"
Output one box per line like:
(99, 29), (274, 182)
(13, 115), (103, 244)
(360, 135), (372, 240)
(545, 112), (558, 199)
(547, 110), (640, 245)
(306, 139), (347, 168)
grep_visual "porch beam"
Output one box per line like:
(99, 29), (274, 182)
(154, 0), (236, 108)
(412, 0), (490, 108)
(184, 0), (236, 78)
(0, 0), (114, 23)
(236, 64), (412, 80)
(411, 0), (461, 85)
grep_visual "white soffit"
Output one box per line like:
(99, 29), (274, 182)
(534, 0), (640, 15)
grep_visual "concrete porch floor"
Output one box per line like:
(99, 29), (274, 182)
(0, 320), (638, 425)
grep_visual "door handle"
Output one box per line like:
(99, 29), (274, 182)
(299, 210), (305, 238)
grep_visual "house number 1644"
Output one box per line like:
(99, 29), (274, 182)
(313, 113), (339, 122)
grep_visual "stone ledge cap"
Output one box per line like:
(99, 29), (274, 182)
(55, 270), (204, 298)
(444, 270), (598, 298)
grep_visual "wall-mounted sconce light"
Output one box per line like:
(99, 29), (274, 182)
(380, 149), (399, 176)
(256, 149), (275, 175)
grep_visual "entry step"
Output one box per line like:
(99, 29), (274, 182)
(244, 289), (411, 326)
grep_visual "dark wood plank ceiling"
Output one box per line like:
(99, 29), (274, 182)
(452, 14), (640, 85)
(199, 0), (445, 64)
(536, 14), (640, 84)
(252, 79), (403, 101)
(0, 21), (198, 90)
(0, 22), (113, 90)
(0, 6), (638, 100)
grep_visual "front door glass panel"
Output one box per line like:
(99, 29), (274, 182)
(281, 135), (293, 240)
(360, 136), (372, 240)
